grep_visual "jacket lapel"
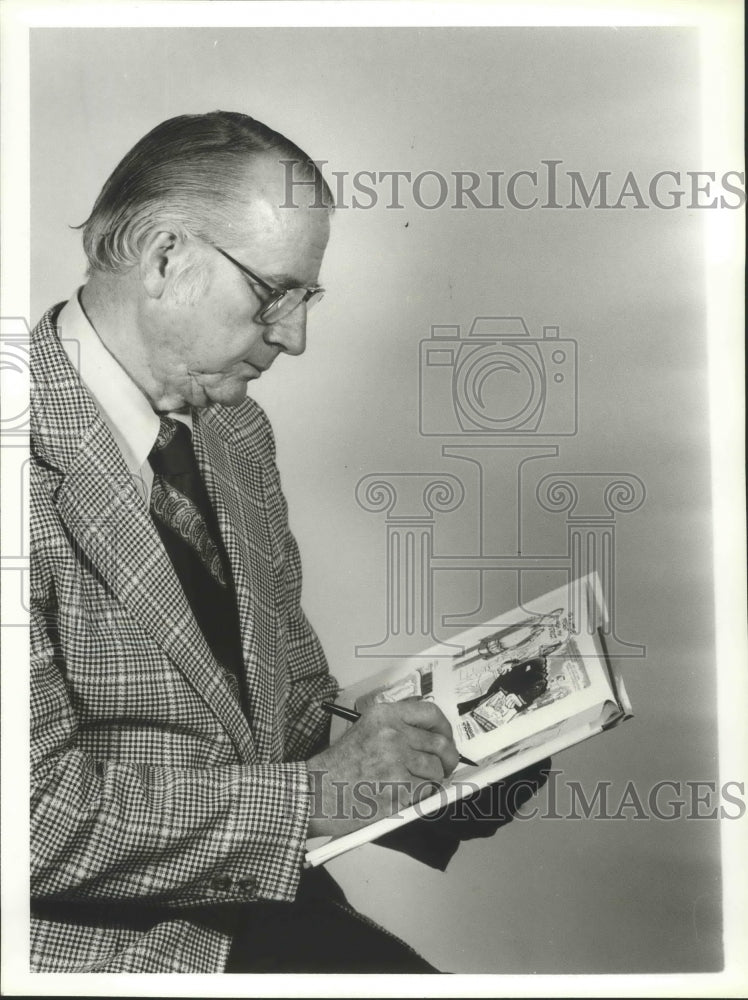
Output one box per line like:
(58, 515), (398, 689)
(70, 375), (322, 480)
(195, 407), (286, 763)
(32, 309), (257, 762)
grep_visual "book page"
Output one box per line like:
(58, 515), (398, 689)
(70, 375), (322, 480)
(309, 575), (633, 868)
(341, 575), (618, 763)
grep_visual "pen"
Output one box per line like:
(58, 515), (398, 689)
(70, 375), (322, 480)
(321, 701), (478, 767)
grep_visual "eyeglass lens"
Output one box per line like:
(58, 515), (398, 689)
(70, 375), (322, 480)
(261, 288), (324, 323)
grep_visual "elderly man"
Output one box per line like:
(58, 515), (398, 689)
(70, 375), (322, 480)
(30, 111), (546, 974)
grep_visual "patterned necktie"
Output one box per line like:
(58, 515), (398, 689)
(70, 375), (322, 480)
(148, 416), (247, 710)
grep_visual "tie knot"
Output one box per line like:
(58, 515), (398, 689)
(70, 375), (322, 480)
(149, 416), (194, 475)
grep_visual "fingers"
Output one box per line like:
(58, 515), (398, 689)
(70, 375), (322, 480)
(404, 724), (460, 777)
(362, 701), (460, 778)
(404, 749), (445, 783)
(395, 699), (454, 741)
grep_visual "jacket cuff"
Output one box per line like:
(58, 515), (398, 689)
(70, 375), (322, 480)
(242, 761), (312, 903)
(180, 762), (313, 907)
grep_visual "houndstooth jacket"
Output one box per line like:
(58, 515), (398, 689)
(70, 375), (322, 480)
(30, 305), (338, 973)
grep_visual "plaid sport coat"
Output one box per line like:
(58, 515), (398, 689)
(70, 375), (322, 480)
(30, 305), (338, 973)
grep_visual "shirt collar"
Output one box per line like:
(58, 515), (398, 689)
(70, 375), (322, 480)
(57, 289), (192, 476)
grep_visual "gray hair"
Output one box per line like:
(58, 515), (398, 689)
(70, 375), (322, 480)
(79, 111), (333, 274)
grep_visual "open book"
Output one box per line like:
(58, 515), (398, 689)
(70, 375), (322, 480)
(305, 572), (633, 867)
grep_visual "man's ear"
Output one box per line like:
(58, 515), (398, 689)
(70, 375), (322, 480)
(139, 229), (184, 299)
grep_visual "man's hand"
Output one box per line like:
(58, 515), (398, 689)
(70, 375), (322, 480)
(306, 701), (460, 838)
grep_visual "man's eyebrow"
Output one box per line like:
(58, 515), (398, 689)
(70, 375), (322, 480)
(266, 272), (303, 288)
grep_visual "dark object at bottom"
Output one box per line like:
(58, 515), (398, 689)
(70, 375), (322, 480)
(225, 866), (439, 973)
(32, 868), (438, 973)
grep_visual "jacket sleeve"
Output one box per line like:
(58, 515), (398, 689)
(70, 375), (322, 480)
(30, 601), (312, 909)
(278, 526), (339, 761)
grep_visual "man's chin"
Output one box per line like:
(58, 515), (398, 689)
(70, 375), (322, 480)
(200, 381), (251, 408)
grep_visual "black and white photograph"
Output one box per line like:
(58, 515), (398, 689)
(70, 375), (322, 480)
(0, 0), (745, 994)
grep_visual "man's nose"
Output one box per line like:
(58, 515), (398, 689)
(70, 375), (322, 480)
(264, 307), (307, 356)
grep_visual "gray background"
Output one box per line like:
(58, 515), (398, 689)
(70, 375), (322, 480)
(31, 27), (720, 973)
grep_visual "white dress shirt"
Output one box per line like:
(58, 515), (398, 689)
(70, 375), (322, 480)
(57, 290), (192, 505)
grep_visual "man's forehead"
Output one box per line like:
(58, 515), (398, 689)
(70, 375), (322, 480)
(230, 156), (330, 279)
(243, 152), (322, 201)
(241, 192), (326, 236)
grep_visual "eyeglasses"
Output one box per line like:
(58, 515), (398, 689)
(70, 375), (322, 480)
(213, 245), (325, 325)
